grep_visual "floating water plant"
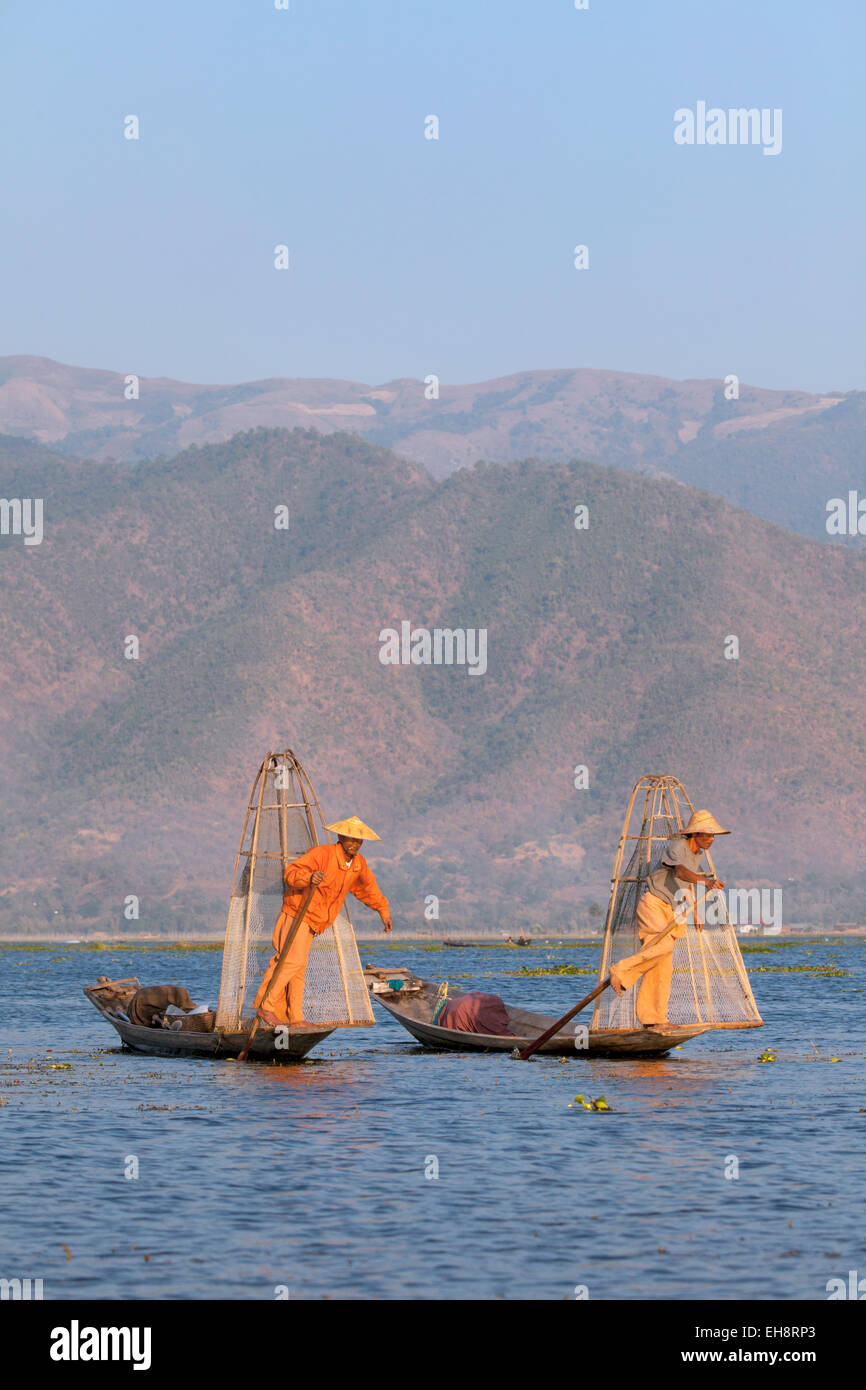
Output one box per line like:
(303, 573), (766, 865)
(751, 965), (850, 977)
(570, 1094), (610, 1111)
(758, 1047), (776, 1063)
(507, 965), (596, 977)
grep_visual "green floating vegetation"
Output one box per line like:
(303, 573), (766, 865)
(507, 964), (596, 977)
(751, 965), (851, 977)
(758, 1048), (776, 1063)
(571, 1094), (610, 1111)
(740, 939), (819, 951)
(145, 942), (223, 952)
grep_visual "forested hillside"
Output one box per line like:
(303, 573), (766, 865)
(2, 426), (864, 937)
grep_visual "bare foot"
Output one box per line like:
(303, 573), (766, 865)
(290, 1018), (318, 1029)
(257, 1007), (280, 1027)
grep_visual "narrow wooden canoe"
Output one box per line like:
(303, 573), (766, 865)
(365, 968), (711, 1056)
(84, 978), (335, 1062)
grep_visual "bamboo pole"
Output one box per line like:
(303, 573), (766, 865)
(215, 758), (261, 1029)
(294, 754), (322, 848)
(277, 754), (288, 870)
(593, 777), (647, 1025)
(235, 755), (269, 1023)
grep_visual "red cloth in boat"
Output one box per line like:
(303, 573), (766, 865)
(439, 992), (513, 1036)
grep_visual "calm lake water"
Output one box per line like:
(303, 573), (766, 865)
(1, 938), (864, 1301)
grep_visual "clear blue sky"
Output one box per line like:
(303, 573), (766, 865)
(1, 0), (863, 391)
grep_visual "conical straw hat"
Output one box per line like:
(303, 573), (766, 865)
(326, 816), (381, 841)
(677, 809), (730, 837)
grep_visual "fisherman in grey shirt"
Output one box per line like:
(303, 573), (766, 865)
(648, 822), (725, 916)
(610, 809), (729, 1024)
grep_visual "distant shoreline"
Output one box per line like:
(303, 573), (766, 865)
(1, 930), (865, 946)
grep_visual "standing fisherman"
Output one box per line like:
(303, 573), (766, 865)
(609, 810), (728, 1027)
(254, 816), (392, 1028)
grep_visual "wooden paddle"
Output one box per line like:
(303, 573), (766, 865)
(516, 885), (719, 1060)
(237, 880), (318, 1062)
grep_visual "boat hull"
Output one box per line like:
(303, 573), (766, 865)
(366, 970), (711, 1056)
(84, 980), (334, 1061)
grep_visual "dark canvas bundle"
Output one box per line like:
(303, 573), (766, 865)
(128, 985), (195, 1027)
(161, 1010), (216, 1033)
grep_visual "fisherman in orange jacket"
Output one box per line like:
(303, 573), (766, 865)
(254, 816), (392, 1028)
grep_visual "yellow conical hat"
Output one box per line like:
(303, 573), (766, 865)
(326, 816), (381, 841)
(678, 809), (730, 837)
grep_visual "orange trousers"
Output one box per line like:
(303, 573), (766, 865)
(610, 892), (687, 1026)
(253, 914), (319, 1024)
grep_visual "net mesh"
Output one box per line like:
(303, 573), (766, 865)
(215, 751), (375, 1030)
(591, 775), (762, 1030)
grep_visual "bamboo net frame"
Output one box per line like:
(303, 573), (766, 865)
(215, 749), (375, 1030)
(591, 774), (762, 1031)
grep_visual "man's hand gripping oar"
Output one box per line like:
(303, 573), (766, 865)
(515, 885), (721, 1061)
(237, 879), (318, 1062)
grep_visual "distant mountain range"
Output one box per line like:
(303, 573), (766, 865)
(2, 426), (864, 937)
(0, 355), (860, 539)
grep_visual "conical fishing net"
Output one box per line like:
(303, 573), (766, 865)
(591, 775), (762, 1030)
(215, 751), (375, 1030)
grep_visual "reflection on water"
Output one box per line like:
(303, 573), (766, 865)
(0, 938), (863, 1299)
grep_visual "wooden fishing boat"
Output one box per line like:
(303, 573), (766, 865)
(364, 968), (710, 1056)
(81, 750), (377, 1066)
(84, 978), (334, 1061)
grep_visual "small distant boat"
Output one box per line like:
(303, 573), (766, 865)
(504, 935), (532, 947)
(84, 977), (333, 1061)
(365, 968), (710, 1056)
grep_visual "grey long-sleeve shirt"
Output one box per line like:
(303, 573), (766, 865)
(646, 836), (705, 907)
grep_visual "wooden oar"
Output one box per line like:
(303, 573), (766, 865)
(237, 880), (318, 1061)
(516, 886), (718, 1060)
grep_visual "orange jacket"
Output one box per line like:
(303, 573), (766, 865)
(281, 842), (389, 934)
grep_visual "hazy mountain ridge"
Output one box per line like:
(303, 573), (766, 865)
(0, 355), (856, 539)
(2, 426), (864, 937)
